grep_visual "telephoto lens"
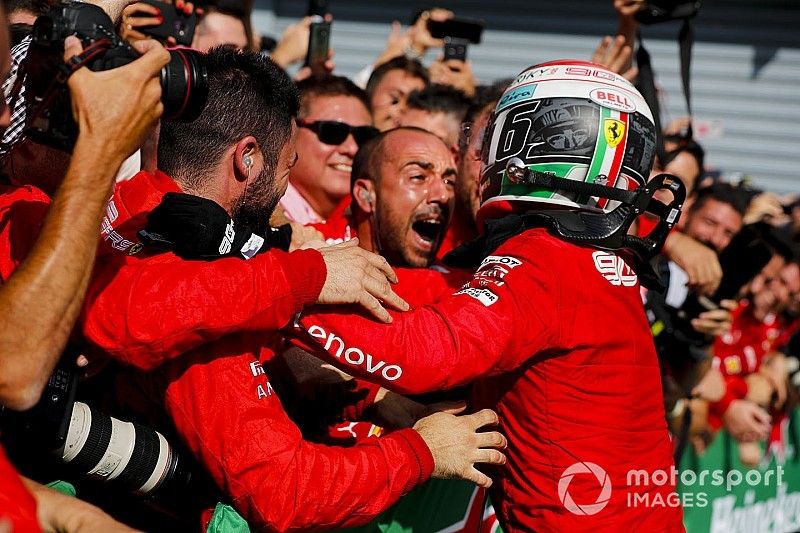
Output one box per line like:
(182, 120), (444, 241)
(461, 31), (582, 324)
(60, 401), (190, 496)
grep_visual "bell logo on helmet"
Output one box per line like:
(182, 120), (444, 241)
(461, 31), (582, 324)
(604, 119), (626, 148)
(589, 88), (637, 113)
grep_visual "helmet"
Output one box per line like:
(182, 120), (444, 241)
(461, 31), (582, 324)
(478, 60), (657, 224)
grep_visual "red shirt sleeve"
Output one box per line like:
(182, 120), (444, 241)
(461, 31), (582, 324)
(154, 338), (433, 531)
(0, 445), (41, 533)
(81, 248), (326, 371)
(296, 250), (557, 395)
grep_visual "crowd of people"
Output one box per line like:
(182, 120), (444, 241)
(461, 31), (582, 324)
(0, 0), (798, 532)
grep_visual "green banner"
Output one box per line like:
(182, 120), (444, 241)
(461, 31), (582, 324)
(678, 408), (800, 533)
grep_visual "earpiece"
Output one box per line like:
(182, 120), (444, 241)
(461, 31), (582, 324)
(243, 155), (253, 168)
(359, 190), (375, 208)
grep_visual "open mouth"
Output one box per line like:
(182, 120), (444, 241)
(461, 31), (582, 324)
(411, 218), (443, 245)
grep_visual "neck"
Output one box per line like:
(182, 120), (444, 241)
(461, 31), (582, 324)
(291, 180), (341, 220)
(353, 211), (376, 253)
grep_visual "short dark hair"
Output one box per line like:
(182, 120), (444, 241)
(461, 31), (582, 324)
(689, 182), (749, 217)
(406, 84), (472, 122)
(158, 47), (298, 190)
(467, 79), (510, 123)
(295, 75), (370, 118)
(661, 137), (705, 184)
(366, 56), (429, 100)
(4, 0), (52, 16)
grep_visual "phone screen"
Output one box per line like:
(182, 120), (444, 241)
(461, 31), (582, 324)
(135, 0), (197, 46)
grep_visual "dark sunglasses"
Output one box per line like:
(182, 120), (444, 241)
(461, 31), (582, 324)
(297, 120), (379, 147)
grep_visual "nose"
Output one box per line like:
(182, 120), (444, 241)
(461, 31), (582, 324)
(338, 133), (359, 158)
(427, 175), (452, 205)
(710, 230), (730, 253)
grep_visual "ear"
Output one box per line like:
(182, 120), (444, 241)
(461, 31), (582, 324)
(233, 135), (261, 182)
(353, 179), (376, 214)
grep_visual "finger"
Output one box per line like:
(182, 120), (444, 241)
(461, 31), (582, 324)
(128, 16), (163, 27)
(622, 65), (639, 82)
(475, 430), (508, 450)
(362, 273), (408, 313)
(184, 2), (194, 15)
(63, 35), (84, 61)
(293, 66), (312, 82)
(358, 291), (393, 324)
(124, 29), (151, 42)
(76, 355), (90, 368)
(128, 41), (171, 75)
(751, 408), (772, 426)
(720, 299), (738, 311)
(129, 3), (161, 16)
(467, 408), (500, 430)
(363, 250), (399, 284)
(388, 20), (402, 41)
(467, 467), (494, 488)
(474, 448), (507, 466)
(363, 269), (408, 308)
(591, 36), (611, 63)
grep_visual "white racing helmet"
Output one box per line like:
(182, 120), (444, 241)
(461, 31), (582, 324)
(471, 60), (685, 287)
(479, 60), (658, 222)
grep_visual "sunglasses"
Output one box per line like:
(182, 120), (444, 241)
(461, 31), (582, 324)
(297, 120), (379, 147)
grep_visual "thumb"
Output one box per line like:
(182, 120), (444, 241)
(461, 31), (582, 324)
(63, 35), (83, 61)
(388, 20), (402, 41)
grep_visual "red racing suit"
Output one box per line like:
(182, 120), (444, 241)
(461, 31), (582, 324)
(298, 228), (683, 532)
(79, 171), (435, 531)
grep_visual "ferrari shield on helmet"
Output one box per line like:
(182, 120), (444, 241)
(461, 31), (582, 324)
(478, 60), (657, 222)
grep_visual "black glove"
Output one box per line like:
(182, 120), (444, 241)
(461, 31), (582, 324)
(141, 192), (291, 260)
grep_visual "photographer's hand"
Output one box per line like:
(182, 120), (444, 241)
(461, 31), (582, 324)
(120, 2), (174, 45)
(271, 15), (328, 68)
(0, 37), (168, 410)
(663, 231), (722, 296)
(66, 36), (169, 164)
(691, 299), (737, 337)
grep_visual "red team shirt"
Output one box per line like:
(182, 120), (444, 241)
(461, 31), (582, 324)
(300, 228), (683, 532)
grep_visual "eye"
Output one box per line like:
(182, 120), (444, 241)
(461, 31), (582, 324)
(443, 177), (456, 188)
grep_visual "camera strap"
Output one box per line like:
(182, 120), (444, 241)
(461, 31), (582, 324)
(26, 40), (113, 133)
(636, 16), (697, 165)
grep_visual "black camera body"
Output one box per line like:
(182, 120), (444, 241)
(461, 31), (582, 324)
(635, 0), (702, 24)
(25, 2), (208, 152)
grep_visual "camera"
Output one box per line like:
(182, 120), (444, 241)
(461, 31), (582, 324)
(635, 0), (702, 25)
(647, 223), (786, 363)
(24, 2), (208, 152)
(1, 361), (201, 507)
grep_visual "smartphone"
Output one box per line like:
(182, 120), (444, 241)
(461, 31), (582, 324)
(307, 0), (329, 17)
(427, 17), (484, 44)
(304, 21), (331, 75)
(443, 36), (468, 61)
(135, 0), (198, 46)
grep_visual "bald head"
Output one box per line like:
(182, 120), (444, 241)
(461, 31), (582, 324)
(351, 126), (449, 188)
